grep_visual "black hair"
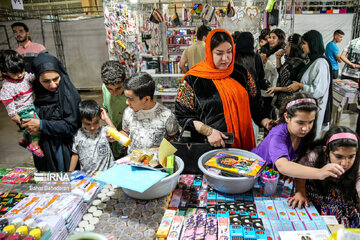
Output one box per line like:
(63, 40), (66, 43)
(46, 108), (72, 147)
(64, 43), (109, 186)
(269, 29), (286, 48)
(334, 29), (344, 36)
(210, 32), (233, 51)
(312, 126), (359, 203)
(235, 53), (256, 81)
(287, 33), (304, 58)
(79, 100), (101, 121)
(0, 49), (26, 75)
(259, 29), (270, 41)
(232, 31), (241, 43)
(301, 30), (325, 60)
(101, 60), (126, 85)
(11, 22), (29, 32)
(123, 72), (155, 99)
(197, 25), (211, 41)
(279, 92), (318, 158)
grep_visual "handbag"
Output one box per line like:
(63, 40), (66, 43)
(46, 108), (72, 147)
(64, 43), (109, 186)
(171, 119), (213, 174)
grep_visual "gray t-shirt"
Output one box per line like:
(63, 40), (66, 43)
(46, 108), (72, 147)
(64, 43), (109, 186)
(72, 126), (115, 175)
(122, 102), (179, 153)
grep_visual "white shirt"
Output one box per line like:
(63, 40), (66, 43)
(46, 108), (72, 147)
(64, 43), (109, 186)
(122, 102), (179, 153)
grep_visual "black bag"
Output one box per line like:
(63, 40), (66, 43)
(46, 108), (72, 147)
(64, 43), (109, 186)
(171, 119), (213, 174)
(269, 3), (279, 26)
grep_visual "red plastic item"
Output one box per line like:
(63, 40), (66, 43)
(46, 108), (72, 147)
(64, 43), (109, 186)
(7, 235), (20, 240)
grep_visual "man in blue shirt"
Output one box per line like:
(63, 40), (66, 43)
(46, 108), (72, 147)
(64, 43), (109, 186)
(325, 30), (344, 79)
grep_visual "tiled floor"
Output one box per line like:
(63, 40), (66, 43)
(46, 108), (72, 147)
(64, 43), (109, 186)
(0, 91), (103, 168)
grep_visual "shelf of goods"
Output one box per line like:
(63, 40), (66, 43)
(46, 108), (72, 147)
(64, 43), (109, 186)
(166, 24), (217, 73)
(151, 74), (184, 113)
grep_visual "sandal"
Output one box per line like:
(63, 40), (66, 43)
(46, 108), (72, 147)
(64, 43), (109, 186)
(26, 144), (44, 158)
(18, 138), (29, 149)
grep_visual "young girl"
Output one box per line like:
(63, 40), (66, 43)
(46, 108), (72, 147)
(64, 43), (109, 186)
(252, 92), (345, 182)
(0, 50), (44, 157)
(289, 126), (360, 227)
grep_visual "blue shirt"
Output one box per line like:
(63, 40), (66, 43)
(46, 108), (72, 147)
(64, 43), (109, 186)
(325, 41), (339, 70)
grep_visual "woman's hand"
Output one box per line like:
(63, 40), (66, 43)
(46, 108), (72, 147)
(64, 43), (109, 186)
(11, 114), (21, 124)
(207, 129), (228, 148)
(261, 118), (275, 131)
(287, 192), (309, 209)
(287, 81), (303, 92)
(276, 49), (285, 59)
(317, 163), (345, 180)
(261, 53), (268, 63)
(266, 87), (278, 95)
(21, 118), (40, 135)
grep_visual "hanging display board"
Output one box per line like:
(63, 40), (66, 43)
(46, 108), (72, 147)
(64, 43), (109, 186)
(103, 0), (140, 76)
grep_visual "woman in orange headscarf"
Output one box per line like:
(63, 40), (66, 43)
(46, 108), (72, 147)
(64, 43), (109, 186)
(175, 29), (255, 150)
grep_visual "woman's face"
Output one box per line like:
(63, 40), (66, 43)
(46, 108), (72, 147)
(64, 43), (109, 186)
(268, 33), (280, 48)
(301, 40), (310, 55)
(212, 41), (233, 70)
(328, 146), (357, 172)
(39, 71), (61, 92)
(285, 42), (291, 56)
(285, 110), (316, 138)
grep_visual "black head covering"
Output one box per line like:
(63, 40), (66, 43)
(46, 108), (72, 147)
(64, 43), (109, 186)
(235, 32), (255, 54)
(31, 52), (81, 172)
(32, 52), (80, 108)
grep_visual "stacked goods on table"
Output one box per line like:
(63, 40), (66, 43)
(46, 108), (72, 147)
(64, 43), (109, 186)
(74, 184), (170, 239)
(0, 192), (27, 218)
(0, 168), (36, 184)
(0, 170), (101, 240)
(151, 174), (333, 240)
(1, 193), (85, 239)
(204, 152), (266, 177)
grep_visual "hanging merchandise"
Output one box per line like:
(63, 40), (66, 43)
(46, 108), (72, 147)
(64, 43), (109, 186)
(265, 0), (276, 12)
(227, 0), (235, 18)
(245, 6), (259, 20)
(150, 2), (164, 24)
(200, 4), (215, 23)
(268, 2), (279, 26)
(190, 3), (203, 16)
(103, 0), (140, 76)
(172, 5), (181, 27)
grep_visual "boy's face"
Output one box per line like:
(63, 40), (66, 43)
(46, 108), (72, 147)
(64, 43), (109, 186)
(124, 89), (148, 112)
(82, 116), (101, 132)
(105, 83), (124, 97)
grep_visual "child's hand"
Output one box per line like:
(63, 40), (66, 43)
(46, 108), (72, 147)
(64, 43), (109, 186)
(11, 114), (21, 124)
(287, 192), (309, 209)
(100, 108), (110, 121)
(106, 131), (116, 143)
(317, 163), (345, 180)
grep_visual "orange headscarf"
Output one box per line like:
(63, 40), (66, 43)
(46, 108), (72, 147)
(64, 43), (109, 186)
(181, 29), (255, 150)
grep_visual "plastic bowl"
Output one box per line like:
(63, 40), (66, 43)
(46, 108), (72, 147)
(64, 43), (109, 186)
(198, 148), (261, 194)
(123, 156), (184, 200)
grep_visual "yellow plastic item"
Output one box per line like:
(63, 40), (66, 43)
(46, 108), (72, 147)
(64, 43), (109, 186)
(327, 228), (360, 240)
(106, 127), (131, 147)
(15, 225), (28, 238)
(29, 228), (42, 240)
(3, 225), (15, 235)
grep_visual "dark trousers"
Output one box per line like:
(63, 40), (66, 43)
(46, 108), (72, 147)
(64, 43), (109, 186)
(332, 69), (338, 79)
